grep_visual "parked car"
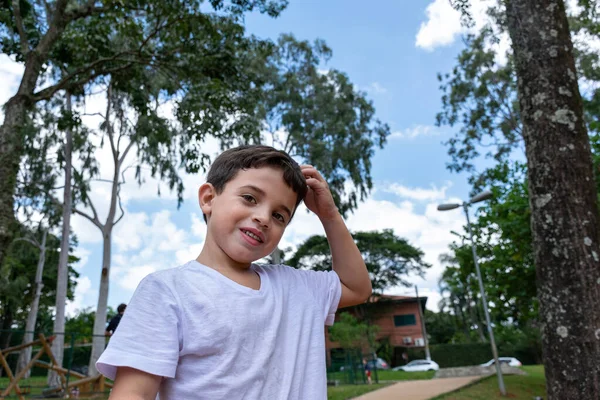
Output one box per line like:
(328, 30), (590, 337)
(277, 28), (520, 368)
(392, 359), (439, 372)
(339, 357), (390, 371)
(480, 357), (522, 367)
(366, 358), (390, 370)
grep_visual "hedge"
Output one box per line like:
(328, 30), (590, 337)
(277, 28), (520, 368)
(392, 342), (542, 368)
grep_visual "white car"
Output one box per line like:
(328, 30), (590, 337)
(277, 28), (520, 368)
(480, 357), (522, 367)
(392, 359), (440, 372)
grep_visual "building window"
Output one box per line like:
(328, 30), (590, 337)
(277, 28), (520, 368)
(394, 314), (416, 327)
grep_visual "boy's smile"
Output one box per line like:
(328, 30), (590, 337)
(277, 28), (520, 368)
(198, 166), (300, 270)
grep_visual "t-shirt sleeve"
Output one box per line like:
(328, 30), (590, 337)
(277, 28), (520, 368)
(293, 268), (342, 326)
(96, 273), (181, 380)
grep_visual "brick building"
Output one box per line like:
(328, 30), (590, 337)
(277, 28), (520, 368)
(326, 295), (428, 366)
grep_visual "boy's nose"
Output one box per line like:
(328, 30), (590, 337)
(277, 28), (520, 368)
(253, 209), (270, 229)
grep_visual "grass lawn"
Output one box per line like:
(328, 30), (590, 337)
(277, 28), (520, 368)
(329, 369), (435, 383)
(376, 369), (436, 381)
(431, 365), (547, 400)
(327, 383), (389, 400)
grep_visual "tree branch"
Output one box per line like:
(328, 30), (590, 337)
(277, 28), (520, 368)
(33, 60), (135, 102)
(114, 187), (125, 226)
(12, 0), (30, 55)
(64, 0), (109, 23)
(118, 135), (136, 167)
(73, 205), (103, 230)
(86, 196), (101, 226)
(105, 80), (118, 159)
(13, 237), (41, 249)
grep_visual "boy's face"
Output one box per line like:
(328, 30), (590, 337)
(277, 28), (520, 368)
(200, 167), (299, 265)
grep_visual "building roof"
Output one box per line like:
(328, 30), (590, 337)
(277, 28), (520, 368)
(340, 293), (428, 311)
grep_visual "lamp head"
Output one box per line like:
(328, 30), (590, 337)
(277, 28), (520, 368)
(437, 203), (461, 211)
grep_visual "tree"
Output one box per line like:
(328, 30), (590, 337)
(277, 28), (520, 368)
(503, 1), (600, 397)
(255, 35), (390, 217)
(329, 312), (378, 351)
(438, 250), (487, 343)
(0, 0), (289, 288)
(448, 0), (600, 397)
(288, 230), (430, 295)
(2, 2), (390, 375)
(0, 226), (79, 349)
(423, 310), (457, 345)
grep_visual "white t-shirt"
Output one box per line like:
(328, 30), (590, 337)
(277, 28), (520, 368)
(96, 260), (342, 399)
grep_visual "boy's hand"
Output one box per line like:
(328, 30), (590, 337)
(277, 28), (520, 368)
(301, 165), (339, 221)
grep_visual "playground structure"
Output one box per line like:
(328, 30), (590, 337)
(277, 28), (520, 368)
(0, 334), (112, 399)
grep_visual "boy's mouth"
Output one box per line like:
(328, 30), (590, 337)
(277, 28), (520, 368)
(241, 228), (264, 243)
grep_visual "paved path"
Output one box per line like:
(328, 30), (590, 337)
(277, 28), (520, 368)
(353, 376), (481, 400)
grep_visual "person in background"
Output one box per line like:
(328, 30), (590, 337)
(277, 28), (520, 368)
(105, 303), (127, 336)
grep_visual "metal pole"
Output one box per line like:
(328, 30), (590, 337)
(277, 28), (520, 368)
(414, 286), (431, 360)
(463, 204), (507, 396)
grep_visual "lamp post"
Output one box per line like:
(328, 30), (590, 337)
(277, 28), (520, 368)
(437, 190), (507, 396)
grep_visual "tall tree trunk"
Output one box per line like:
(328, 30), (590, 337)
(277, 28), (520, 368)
(88, 233), (111, 376)
(49, 94), (73, 386)
(88, 102), (122, 374)
(0, 306), (13, 378)
(0, 97), (29, 271)
(16, 229), (47, 378)
(505, 1), (600, 398)
(0, 0), (72, 272)
(0, 306), (14, 349)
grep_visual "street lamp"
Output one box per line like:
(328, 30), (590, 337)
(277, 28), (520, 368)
(437, 190), (507, 396)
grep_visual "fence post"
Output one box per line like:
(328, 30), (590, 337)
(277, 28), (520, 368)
(66, 333), (75, 390)
(372, 353), (379, 384)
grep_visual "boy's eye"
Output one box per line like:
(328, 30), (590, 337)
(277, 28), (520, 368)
(242, 194), (257, 204)
(273, 213), (285, 223)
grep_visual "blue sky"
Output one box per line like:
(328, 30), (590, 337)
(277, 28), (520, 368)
(0, 0), (509, 314)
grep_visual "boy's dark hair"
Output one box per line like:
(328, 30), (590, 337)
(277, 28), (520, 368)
(203, 145), (307, 222)
(117, 303), (127, 313)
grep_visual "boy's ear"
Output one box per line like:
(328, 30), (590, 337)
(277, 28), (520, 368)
(198, 183), (216, 217)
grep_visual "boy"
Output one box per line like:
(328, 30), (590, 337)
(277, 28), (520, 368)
(97, 145), (372, 399)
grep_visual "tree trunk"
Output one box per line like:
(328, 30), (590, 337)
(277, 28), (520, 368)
(0, 306), (14, 349)
(88, 107), (121, 375)
(505, 1), (600, 398)
(17, 229), (47, 378)
(88, 233), (111, 376)
(0, 97), (29, 271)
(49, 94), (73, 386)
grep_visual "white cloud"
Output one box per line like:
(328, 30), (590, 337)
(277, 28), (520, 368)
(385, 181), (453, 202)
(416, 0), (464, 51)
(118, 265), (157, 291)
(73, 247), (91, 270)
(0, 55), (24, 123)
(112, 212), (148, 252)
(415, 0), (510, 64)
(191, 213), (206, 239)
(365, 82), (388, 95)
(65, 276), (96, 317)
(390, 125), (439, 140)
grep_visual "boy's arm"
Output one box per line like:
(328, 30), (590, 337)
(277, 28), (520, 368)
(109, 367), (161, 400)
(321, 212), (372, 308)
(301, 165), (372, 308)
